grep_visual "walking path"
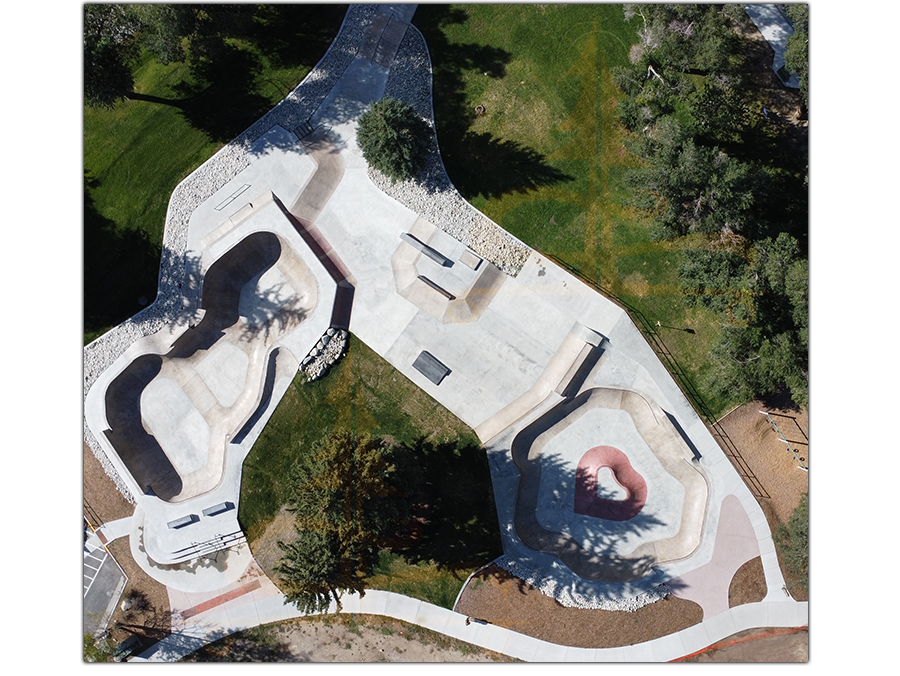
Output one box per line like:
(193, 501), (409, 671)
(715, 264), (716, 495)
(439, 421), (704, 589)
(84, 4), (807, 661)
(744, 4), (801, 88)
(132, 580), (806, 662)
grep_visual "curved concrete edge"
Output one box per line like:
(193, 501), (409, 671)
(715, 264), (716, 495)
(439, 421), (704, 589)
(132, 586), (807, 663)
(128, 506), (255, 592)
(372, 19), (532, 276)
(81, 4), (376, 500)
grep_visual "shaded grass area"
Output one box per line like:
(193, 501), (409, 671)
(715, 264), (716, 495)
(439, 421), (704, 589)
(415, 4), (740, 417)
(239, 336), (502, 603)
(366, 551), (467, 610)
(239, 336), (481, 541)
(83, 6), (348, 342)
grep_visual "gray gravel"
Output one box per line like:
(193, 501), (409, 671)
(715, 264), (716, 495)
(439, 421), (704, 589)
(370, 24), (531, 276)
(494, 556), (667, 611)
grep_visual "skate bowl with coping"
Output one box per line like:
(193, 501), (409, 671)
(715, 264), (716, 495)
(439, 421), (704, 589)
(100, 227), (320, 503)
(511, 386), (709, 582)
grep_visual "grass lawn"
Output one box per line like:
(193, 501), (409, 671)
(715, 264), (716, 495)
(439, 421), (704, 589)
(366, 551), (469, 610)
(415, 4), (738, 417)
(239, 335), (484, 538)
(239, 336), (500, 606)
(83, 5), (348, 343)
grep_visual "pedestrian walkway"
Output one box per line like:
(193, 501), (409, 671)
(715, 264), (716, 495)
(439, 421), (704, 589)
(744, 4), (801, 88)
(133, 583), (807, 662)
(91, 3), (806, 661)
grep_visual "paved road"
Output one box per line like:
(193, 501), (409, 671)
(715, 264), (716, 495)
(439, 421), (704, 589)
(83, 526), (126, 637)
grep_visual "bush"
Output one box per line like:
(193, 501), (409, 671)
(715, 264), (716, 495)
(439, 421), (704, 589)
(356, 98), (430, 182)
(775, 493), (808, 591)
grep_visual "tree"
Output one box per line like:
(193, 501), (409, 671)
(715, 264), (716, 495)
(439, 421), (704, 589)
(785, 258), (808, 349)
(356, 98), (431, 182)
(775, 493), (808, 591)
(83, 4), (140, 107)
(276, 432), (407, 613)
(84, 4), (259, 108)
(679, 247), (750, 316)
(84, 633), (114, 662)
(784, 5), (809, 107)
(128, 3), (196, 65)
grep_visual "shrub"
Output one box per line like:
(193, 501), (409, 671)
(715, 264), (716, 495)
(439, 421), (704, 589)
(356, 98), (430, 182)
(775, 493), (808, 591)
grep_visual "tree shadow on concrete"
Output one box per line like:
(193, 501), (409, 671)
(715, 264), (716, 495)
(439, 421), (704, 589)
(84, 173), (161, 339)
(386, 437), (503, 573)
(509, 446), (664, 584)
(483, 435), (691, 601)
(413, 5), (574, 201)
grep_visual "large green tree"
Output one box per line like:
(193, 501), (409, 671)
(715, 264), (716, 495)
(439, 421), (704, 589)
(83, 4), (259, 108)
(616, 4), (808, 410)
(276, 432), (407, 613)
(687, 233), (808, 407)
(356, 98), (431, 182)
(784, 5), (809, 107)
(83, 4), (140, 107)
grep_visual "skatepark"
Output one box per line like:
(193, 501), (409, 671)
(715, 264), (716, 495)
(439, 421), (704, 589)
(82, 3), (807, 661)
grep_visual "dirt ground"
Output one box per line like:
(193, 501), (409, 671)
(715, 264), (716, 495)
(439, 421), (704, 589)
(453, 396), (808, 657)
(717, 395), (809, 526)
(83, 390), (807, 662)
(83, 14), (808, 660)
(185, 614), (516, 662)
(83, 444), (172, 649)
(717, 394), (809, 601)
(456, 565), (703, 649)
(681, 628), (809, 662)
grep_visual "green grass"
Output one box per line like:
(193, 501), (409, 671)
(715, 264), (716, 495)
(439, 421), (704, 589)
(238, 335), (481, 543)
(83, 6), (348, 341)
(366, 551), (467, 610)
(85, 54), (221, 244)
(415, 4), (742, 418)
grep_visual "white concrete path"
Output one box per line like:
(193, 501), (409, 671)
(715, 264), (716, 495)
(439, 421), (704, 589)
(97, 3), (807, 661)
(133, 579), (807, 662)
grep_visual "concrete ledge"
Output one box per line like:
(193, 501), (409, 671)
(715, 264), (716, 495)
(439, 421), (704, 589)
(412, 350), (451, 385)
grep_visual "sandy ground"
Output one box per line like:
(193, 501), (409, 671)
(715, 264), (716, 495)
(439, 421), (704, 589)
(456, 565), (704, 649)
(84, 390), (807, 661)
(717, 396), (809, 525)
(681, 628), (809, 662)
(184, 614), (515, 662)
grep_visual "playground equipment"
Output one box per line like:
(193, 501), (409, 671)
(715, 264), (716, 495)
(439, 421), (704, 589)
(759, 410), (808, 471)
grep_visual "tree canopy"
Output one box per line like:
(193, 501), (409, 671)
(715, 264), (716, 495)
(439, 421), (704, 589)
(83, 3), (259, 108)
(275, 432), (408, 613)
(356, 98), (431, 182)
(615, 4), (808, 409)
(784, 5), (809, 107)
(775, 493), (808, 591)
(83, 4), (140, 108)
